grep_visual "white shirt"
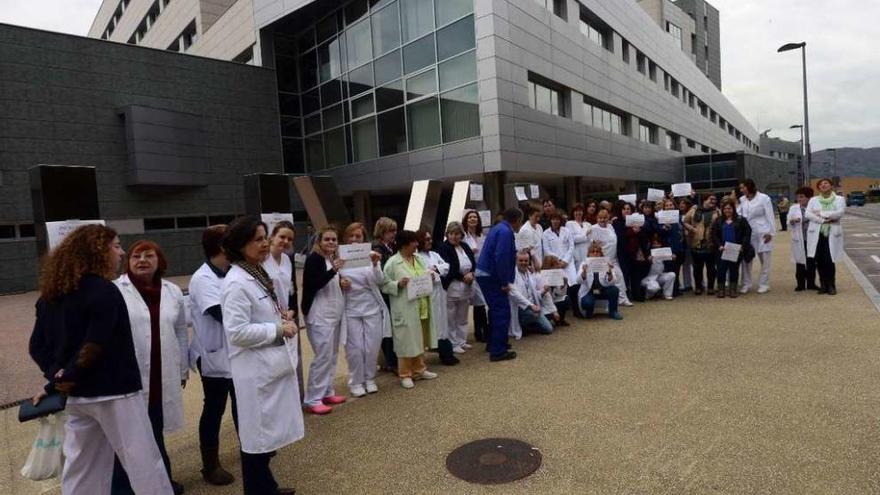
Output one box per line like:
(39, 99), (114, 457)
(189, 262), (232, 378)
(464, 231), (484, 260)
(737, 192), (777, 236)
(263, 252), (293, 309)
(589, 224), (618, 261)
(510, 269), (542, 310)
(306, 258), (345, 326)
(341, 263), (384, 317)
(447, 245), (474, 300)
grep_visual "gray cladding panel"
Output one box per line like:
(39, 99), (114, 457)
(121, 105), (209, 186)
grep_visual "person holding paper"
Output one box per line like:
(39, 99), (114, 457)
(301, 226), (347, 414)
(641, 234), (677, 300)
(683, 194), (720, 295)
(677, 198), (695, 294)
(737, 179), (776, 294)
(787, 187), (818, 291)
(591, 209), (634, 307)
(509, 252), (554, 335)
(381, 230), (439, 388)
(543, 213), (579, 318)
(566, 204), (591, 315)
(578, 242), (623, 320)
(438, 222), (476, 363)
(463, 210), (490, 345)
(519, 204), (545, 270)
(711, 200), (753, 298)
(417, 229), (455, 360)
(539, 255), (569, 326)
(372, 217), (399, 372)
(339, 223), (389, 397)
(659, 199), (686, 297)
(804, 178), (846, 295)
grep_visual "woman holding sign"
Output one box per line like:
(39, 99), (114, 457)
(382, 230), (439, 389)
(301, 226), (347, 414)
(463, 210), (490, 344)
(591, 209), (634, 307)
(711, 200), (753, 298)
(543, 213), (579, 317)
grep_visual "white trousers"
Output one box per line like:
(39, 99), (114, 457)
(612, 266), (629, 304)
(642, 273), (676, 299)
(680, 252), (695, 289)
(344, 313), (383, 389)
(741, 251), (772, 289)
(305, 321), (342, 406)
(62, 394), (171, 495)
(446, 298), (470, 348)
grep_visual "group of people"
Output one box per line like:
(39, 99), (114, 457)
(26, 177), (846, 495)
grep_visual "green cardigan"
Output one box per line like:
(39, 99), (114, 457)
(381, 253), (437, 358)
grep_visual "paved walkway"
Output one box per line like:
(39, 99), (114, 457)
(3, 230), (880, 494)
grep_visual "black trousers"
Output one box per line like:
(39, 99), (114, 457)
(111, 401), (170, 495)
(628, 262), (648, 301)
(198, 359), (239, 449)
(692, 250), (716, 291)
(554, 297), (570, 321)
(241, 451), (278, 495)
(473, 304), (489, 341)
(815, 235), (836, 289)
(779, 212), (788, 231)
(566, 284), (581, 318)
(671, 254), (685, 294)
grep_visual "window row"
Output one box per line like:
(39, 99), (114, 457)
(126, 0), (173, 45)
(533, 0), (567, 20)
(166, 20), (197, 53)
(101, 0), (132, 39)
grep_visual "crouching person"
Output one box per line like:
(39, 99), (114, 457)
(578, 242), (623, 320)
(510, 251), (554, 335)
(642, 234), (677, 300)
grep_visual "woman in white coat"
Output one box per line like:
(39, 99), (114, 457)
(805, 178), (846, 295)
(417, 229), (455, 358)
(339, 222), (388, 397)
(463, 210), (489, 343)
(565, 203), (592, 273)
(589, 209), (633, 307)
(737, 178), (776, 294)
(221, 217), (302, 495)
(543, 212), (579, 316)
(787, 186), (818, 291)
(113, 240), (188, 495)
(519, 205), (544, 269)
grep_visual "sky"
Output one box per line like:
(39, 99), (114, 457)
(0, 0), (877, 151)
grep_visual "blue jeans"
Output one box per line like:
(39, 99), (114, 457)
(580, 285), (620, 317)
(518, 307), (553, 334)
(716, 258), (740, 287)
(477, 276), (511, 358)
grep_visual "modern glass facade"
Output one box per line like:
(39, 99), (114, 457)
(275, 0), (480, 174)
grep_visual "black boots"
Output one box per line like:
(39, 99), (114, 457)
(201, 445), (235, 486)
(438, 339), (460, 365)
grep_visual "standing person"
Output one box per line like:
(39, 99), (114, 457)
(584, 200), (599, 225)
(113, 241), (188, 495)
(805, 178), (846, 295)
(539, 198), (556, 230)
(29, 225), (173, 495)
(737, 178), (776, 294)
(518, 204), (544, 270)
(777, 195), (791, 231)
(659, 198), (685, 296)
(372, 217), (398, 371)
(439, 222), (476, 364)
(417, 229), (455, 360)
(381, 230), (440, 388)
(566, 203), (592, 272)
(787, 187), (818, 291)
(221, 217), (302, 495)
(611, 201), (634, 299)
(590, 209), (633, 307)
(712, 200), (753, 298)
(578, 242), (623, 320)
(188, 225), (237, 486)
(683, 194), (720, 295)
(542, 213), (578, 317)
(339, 222), (388, 396)
(476, 208), (523, 362)
(677, 198), (695, 293)
(463, 210), (490, 344)
(301, 226), (347, 415)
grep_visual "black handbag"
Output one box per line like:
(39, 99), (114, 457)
(18, 392), (67, 422)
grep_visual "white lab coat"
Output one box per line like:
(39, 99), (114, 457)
(787, 206), (808, 265)
(641, 260), (676, 299)
(518, 221), (544, 269)
(507, 269), (544, 340)
(263, 252), (294, 306)
(565, 220), (592, 268)
(221, 264), (303, 454)
(542, 226), (578, 283)
(419, 251), (450, 340)
(738, 192), (777, 253)
(464, 232), (487, 306)
(804, 194), (846, 262)
(577, 265), (616, 302)
(114, 275), (188, 432)
(188, 262), (232, 378)
(588, 224), (618, 262)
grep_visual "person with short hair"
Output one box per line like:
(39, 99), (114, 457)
(372, 217), (399, 371)
(416, 229), (456, 361)
(519, 203), (544, 270)
(509, 251), (554, 335)
(805, 178), (846, 295)
(712, 200), (754, 298)
(787, 187), (818, 291)
(737, 178), (776, 293)
(777, 195), (791, 231)
(578, 242), (623, 320)
(438, 221), (476, 364)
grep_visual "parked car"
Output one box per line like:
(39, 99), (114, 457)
(846, 191), (866, 207)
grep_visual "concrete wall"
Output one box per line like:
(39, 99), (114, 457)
(0, 23), (282, 293)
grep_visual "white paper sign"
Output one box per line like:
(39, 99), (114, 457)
(647, 188), (666, 202)
(657, 210), (680, 225)
(46, 219), (106, 250)
(585, 257), (609, 274)
(671, 183), (693, 197)
(721, 242), (742, 262)
(261, 213), (294, 238)
(618, 194), (637, 204)
(407, 274), (434, 300)
(625, 213), (645, 227)
(529, 184), (540, 199)
(590, 227), (610, 244)
(338, 242), (372, 269)
(541, 269), (566, 287)
(478, 210), (492, 228)
(651, 247), (674, 261)
(515, 186), (527, 201)
(469, 183), (483, 202)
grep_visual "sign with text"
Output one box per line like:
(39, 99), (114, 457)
(657, 210), (680, 225)
(721, 242), (742, 262)
(625, 213), (645, 227)
(541, 269), (566, 287)
(46, 219), (105, 251)
(671, 183), (693, 197)
(338, 242), (373, 269)
(618, 194), (637, 204)
(260, 213), (294, 239)
(585, 257), (609, 274)
(407, 274), (434, 300)
(651, 247), (673, 261)
(647, 188), (665, 202)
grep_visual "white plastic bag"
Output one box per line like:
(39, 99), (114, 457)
(20, 413), (66, 481)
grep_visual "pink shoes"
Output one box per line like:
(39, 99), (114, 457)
(322, 395), (347, 406)
(304, 404), (332, 415)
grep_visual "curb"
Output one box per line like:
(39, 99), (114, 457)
(843, 252), (880, 314)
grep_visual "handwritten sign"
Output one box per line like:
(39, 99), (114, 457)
(514, 186), (527, 201)
(541, 269), (566, 287)
(721, 242), (742, 262)
(618, 194), (637, 204)
(338, 242), (373, 269)
(46, 219), (106, 251)
(590, 227), (611, 244)
(625, 213), (645, 227)
(469, 183), (483, 202)
(651, 247), (673, 261)
(671, 183), (693, 197)
(647, 188), (665, 202)
(530, 184), (540, 199)
(261, 213), (294, 239)
(657, 210), (680, 225)
(585, 257), (609, 274)
(478, 210), (492, 228)
(407, 274), (434, 300)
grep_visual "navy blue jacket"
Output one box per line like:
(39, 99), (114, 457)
(476, 220), (516, 286)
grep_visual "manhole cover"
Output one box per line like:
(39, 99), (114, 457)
(446, 438), (542, 484)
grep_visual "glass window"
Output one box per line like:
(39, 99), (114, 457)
(306, 135), (325, 170)
(375, 49), (402, 85)
(305, 114), (322, 135)
(346, 19), (372, 70)
(376, 79), (404, 111)
(302, 87), (321, 115)
(436, 0), (472, 26)
(323, 104), (344, 128)
(401, 0), (434, 43)
(406, 68), (436, 100)
(278, 93), (300, 116)
(345, 0), (369, 25)
(299, 49), (318, 90)
(282, 138), (304, 173)
(316, 15), (339, 44)
(321, 79), (343, 106)
(318, 39), (343, 83)
(440, 83), (479, 142)
(371, 0), (395, 8)
(407, 96), (441, 149)
(378, 108), (407, 156)
(583, 102), (593, 123)
(352, 93), (375, 118)
(348, 62), (374, 96)
(276, 56), (298, 92)
(352, 117), (378, 161)
(437, 15), (474, 61)
(324, 127), (347, 167)
(439, 51), (476, 90)
(403, 33), (435, 74)
(281, 116), (301, 136)
(372, 2), (400, 57)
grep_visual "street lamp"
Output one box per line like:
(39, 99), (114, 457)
(790, 124), (805, 186)
(778, 42), (811, 186)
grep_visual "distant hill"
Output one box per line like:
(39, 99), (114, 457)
(811, 148), (880, 178)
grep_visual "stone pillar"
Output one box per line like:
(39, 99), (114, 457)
(29, 165), (100, 257)
(483, 171), (507, 213)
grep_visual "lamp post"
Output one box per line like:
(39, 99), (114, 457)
(790, 124), (804, 185)
(778, 42), (811, 187)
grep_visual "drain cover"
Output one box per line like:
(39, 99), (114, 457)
(446, 438), (542, 484)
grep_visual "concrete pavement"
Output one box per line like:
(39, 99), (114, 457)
(3, 229), (880, 494)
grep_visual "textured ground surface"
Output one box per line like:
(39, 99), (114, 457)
(3, 230), (880, 495)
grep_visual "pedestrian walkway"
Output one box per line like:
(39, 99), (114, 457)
(3, 230), (880, 494)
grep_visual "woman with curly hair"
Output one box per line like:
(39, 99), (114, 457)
(28, 224), (173, 495)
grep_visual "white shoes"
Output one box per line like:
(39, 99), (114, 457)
(365, 381), (378, 394)
(350, 385), (367, 398)
(757, 285), (770, 294)
(452, 346), (466, 354)
(400, 378), (414, 389)
(664, 296), (673, 300)
(739, 285), (751, 294)
(621, 300), (634, 307)
(416, 370), (438, 380)
(462, 343), (473, 350)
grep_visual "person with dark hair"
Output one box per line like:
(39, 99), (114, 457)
(805, 178), (846, 295)
(542, 212), (578, 318)
(29, 225), (173, 495)
(659, 198), (686, 297)
(737, 178), (776, 294)
(641, 234), (677, 300)
(539, 198), (556, 230)
(518, 203), (544, 270)
(372, 217), (399, 371)
(787, 187), (818, 291)
(584, 200), (599, 225)
(416, 228), (456, 362)
(476, 208), (523, 362)
(188, 225), (238, 486)
(712, 200), (754, 298)
(462, 210), (490, 345)
(591, 209), (635, 306)
(382, 230), (439, 388)
(221, 216), (301, 495)
(112, 240), (188, 495)
(264, 221), (296, 315)
(439, 221), (476, 363)
(777, 195), (791, 231)
(677, 198), (695, 293)
(577, 242), (623, 320)
(683, 194), (720, 295)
